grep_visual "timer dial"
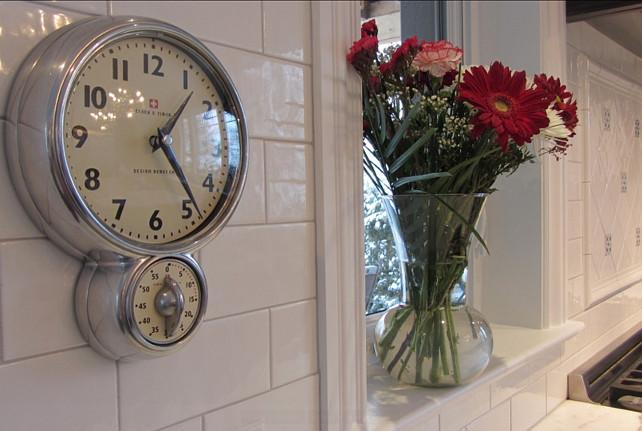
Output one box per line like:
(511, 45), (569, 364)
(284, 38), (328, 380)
(127, 257), (203, 345)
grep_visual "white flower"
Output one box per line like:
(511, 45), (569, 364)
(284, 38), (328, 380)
(540, 107), (572, 140)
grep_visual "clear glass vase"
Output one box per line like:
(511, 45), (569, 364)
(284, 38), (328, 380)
(374, 194), (493, 386)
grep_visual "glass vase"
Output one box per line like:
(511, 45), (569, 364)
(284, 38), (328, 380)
(374, 193), (493, 386)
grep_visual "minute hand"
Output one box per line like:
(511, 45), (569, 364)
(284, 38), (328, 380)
(152, 91), (193, 152)
(157, 128), (203, 219)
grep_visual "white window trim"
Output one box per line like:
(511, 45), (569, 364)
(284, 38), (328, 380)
(312, 2), (366, 430)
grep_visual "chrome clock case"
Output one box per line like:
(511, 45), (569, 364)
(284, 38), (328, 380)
(5, 16), (248, 360)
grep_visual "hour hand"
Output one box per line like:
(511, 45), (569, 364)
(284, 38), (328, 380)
(150, 91), (193, 152)
(156, 128), (203, 219)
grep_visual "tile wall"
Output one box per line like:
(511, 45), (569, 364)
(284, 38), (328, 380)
(565, 21), (642, 313)
(0, 2), (318, 430)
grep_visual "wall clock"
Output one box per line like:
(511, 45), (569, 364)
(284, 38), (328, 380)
(5, 16), (248, 359)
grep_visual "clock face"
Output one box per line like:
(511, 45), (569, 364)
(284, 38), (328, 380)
(60, 33), (238, 248)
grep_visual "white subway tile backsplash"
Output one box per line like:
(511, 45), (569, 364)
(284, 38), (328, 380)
(111, 1), (264, 52)
(546, 366), (569, 413)
(0, 3), (90, 118)
(490, 361), (532, 409)
(566, 200), (583, 240)
(466, 401), (510, 431)
(34, 1), (108, 15)
(270, 300), (317, 387)
(565, 275), (585, 318)
(0, 120), (44, 240)
(0, 347), (117, 430)
(160, 417), (202, 431)
(566, 23), (583, 55)
(566, 44), (581, 86)
(0, 239), (85, 360)
(564, 161), (583, 201)
(200, 223), (315, 319)
(228, 139), (267, 226)
(203, 375), (318, 431)
(118, 311), (271, 431)
(209, 45), (313, 141)
(263, 1), (311, 63)
(490, 345), (561, 410)
(266, 142), (314, 223)
(439, 387), (490, 431)
(401, 415), (440, 431)
(566, 238), (583, 279)
(510, 376), (547, 431)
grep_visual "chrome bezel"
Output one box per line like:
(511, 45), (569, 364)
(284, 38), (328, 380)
(75, 254), (208, 360)
(5, 16), (248, 259)
(122, 254), (208, 353)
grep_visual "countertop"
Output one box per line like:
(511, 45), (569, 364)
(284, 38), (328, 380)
(531, 400), (642, 430)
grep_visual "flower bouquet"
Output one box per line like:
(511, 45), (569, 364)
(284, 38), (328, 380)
(348, 20), (578, 386)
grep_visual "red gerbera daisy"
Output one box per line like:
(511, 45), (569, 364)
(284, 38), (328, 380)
(457, 61), (550, 151)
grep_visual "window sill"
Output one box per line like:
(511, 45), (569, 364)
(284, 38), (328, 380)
(365, 315), (584, 431)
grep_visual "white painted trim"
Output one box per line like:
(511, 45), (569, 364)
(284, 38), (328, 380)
(444, 0), (464, 50)
(312, 2), (366, 430)
(540, 0), (567, 327)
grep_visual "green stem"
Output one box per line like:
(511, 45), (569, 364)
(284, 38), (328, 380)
(377, 307), (413, 362)
(429, 310), (442, 384)
(438, 309), (450, 376)
(397, 345), (414, 381)
(414, 310), (431, 383)
(445, 304), (461, 383)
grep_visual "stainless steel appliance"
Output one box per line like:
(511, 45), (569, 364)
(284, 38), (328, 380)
(569, 327), (642, 412)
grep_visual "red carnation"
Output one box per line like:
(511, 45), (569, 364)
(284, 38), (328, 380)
(388, 36), (420, 76)
(379, 61), (394, 76)
(346, 35), (379, 77)
(361, 19), (378, 38)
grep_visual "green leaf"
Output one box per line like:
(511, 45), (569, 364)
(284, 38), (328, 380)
(384, 93), (423, 158)
(393, 172), (451, 189)
(389, 128), (437, 173)
(431, 194), (490, 255)
(428, 146), (502, 194)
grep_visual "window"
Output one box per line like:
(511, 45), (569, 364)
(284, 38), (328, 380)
(360, 2), (401, 314)
(364, 174), (400, 314)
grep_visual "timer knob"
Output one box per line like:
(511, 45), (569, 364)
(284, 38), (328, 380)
(155, 276), (185, 337)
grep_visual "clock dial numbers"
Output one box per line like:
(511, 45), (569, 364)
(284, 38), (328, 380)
(62, 36), (233, 246)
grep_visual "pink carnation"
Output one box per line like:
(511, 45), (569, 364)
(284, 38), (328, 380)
(412, 40), (463, 78)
